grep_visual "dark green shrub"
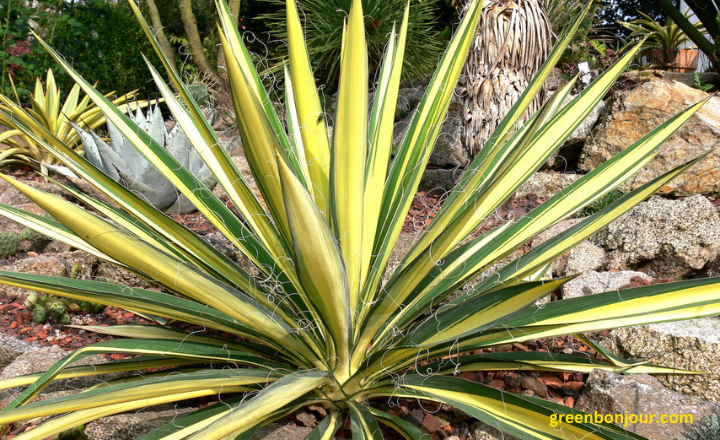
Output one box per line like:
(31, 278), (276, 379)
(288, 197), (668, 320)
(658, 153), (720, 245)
(257, 0), (445, 90)
(42, 0), (161, 96)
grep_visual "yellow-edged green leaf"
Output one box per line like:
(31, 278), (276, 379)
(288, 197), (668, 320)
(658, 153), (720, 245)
(352, 0), (484, 370)
(186, 371), (331, 440)
(395, 376), (643, 439)
(307, 411), (343, 440)
(285, 0), (331, 212)
(0, 178), (319, 367)
(465, 153), (709, 297)
(279, 155), (350, 375)
(361, 6), (409, 314)
(332, 0), (368, 313)
(348, 401), (383, 440)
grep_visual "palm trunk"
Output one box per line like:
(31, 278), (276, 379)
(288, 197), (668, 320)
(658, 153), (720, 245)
(144, 0), (176, 66)
(178, 0), (223, 86)
(457, 0), (552, 158)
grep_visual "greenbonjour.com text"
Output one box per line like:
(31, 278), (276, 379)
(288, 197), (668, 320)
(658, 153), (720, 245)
(549, 411), (693, 428)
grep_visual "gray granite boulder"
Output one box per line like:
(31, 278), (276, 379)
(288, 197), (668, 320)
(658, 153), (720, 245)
(592, 195), (720, 278)
(561, 270), (653, 299)
(577, 369), (720, 440)
(605, 317), (720, 403)
(579, 79), (720, 196)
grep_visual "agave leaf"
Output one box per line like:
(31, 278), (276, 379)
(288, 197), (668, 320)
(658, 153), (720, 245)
(367, 406), (431, 440)
(0, 356), (203, 391)
(352, 0), (485, 369)
(278, 154), (350, 373)
(450, 277), (720, 352)
(2, 368), (272, 422)
(395, 376), (644, 440)
(421, 351), (700, 376)
(284, 0), (331, 211)
(571, 334), (699, 374)
(361, 11), (409, 312)
(185, 371), (331, 440)
(390, 45), (645, 301)
(374, 84), (708, 343)
(33, 36), (290, 287)
(331, 0), (368, 312)
(3, 339), (283, 410)
(0, 201), (121, 265)
(399, 279), (569, 348)
(307, 411), (343, 440)
(349, 401), (383, 440)
(414, 4), (592, 250)
(0, 271), (288, 359)
(143, 59), (296, 287)
(8, 393), (237, 440)
(511, 277), (720, 330)
(0, 179), (318, 366)
(466, 153), (709, 297)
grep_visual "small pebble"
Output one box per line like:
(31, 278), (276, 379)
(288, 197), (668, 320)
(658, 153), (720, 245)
(562, 347), (574, 355)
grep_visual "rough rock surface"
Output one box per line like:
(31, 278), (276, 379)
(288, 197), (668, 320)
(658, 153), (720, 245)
(0, 332), (36, 370)
(385, 233), (420, 283)
(514, 172), (581, 200)
(579, 79), (720, 196)
(0, 251), (98, 297)
(393, 91), (470, 189)
(531, 219), (583, 248)
(544, 98), (605, 171)
(471, 421), (520, 440)
(529, 218), (606, 276)
(604, 318), (720, 403)
(249, 424), (315, 440)
(554, 241), (607, 277)
(85, 407), (197, 440)
(622, 70), (720, 89)
(592, 195), (720, 278)
(577, 369), (720, 440)
(561, 270), (653, 299)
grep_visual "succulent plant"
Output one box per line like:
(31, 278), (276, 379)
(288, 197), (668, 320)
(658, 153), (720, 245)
(24, 291), (103, 325)
(0, 69), (149, 174)
(683, 413), (720, 440)
(0, 232), (21, 259)
(74, 104), (216, 213)
(0, 228), (48, 259)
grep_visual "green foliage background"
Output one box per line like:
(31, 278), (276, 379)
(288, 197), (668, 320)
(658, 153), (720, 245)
(41, 0), (161, 96)
(257, 0), (447, 90)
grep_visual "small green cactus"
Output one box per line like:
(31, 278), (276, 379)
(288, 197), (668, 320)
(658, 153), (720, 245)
(0, 231), (21, 258)
(0, 227), (49, 259)
(24, 291), (102, 325)
(19, 228), (47, 242)
(683, 413), (720, 440)
(55, 425), (88, 440)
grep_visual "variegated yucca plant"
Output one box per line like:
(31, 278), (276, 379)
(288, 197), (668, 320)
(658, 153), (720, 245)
(0, 0), (719, 439)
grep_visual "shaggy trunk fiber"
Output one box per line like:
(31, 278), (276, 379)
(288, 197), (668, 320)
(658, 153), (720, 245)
(457, 0), (552, 158)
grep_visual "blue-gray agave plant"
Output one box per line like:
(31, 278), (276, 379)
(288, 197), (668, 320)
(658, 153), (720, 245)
(75, 105), (216, 213)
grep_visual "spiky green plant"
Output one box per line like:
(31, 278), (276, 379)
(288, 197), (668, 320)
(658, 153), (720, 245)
(0, 69), (149, 174)
(0, 231), (21, 259)
(75, 104), (216, 213)
(620, 11), (705, 70)
(0, 1), (719, 439)
(257, 0), (444, 90)
(683, 413), (720, 440)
